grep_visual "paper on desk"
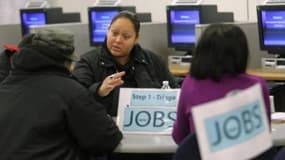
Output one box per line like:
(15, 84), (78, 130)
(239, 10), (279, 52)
(271, 112), (285, 123)
(117, 88), (180, 134)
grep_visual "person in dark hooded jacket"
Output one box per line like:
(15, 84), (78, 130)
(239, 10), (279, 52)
(0, 28), (122, 160)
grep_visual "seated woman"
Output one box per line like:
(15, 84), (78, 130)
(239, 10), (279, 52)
(73, 11), (178, 117)
(172, 23), (271, 144)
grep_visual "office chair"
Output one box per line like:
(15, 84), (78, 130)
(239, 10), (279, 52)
(270, 84), (285, 112)
(253, 146), (278, 160)
(173, 133), (201, 160)
(274, 146), (285, 160)
(174, 133), (277, 160)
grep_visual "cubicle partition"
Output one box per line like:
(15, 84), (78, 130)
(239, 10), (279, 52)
(30, 23), (92, 58)
(28, 21), (271, 69)
(30, 22), (180, 62)
(0, 24), (22, 46)
(195, 22), (270, 69)
(138, 22), (182, 62)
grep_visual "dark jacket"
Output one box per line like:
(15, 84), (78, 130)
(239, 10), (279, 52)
(0, 46), (122, 160)
(73, 44), (178, 116)
(0, 49), (14, 82)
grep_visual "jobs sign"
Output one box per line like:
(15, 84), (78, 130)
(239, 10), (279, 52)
(117, 88), (180, 134)
(192, 84), (272, 160)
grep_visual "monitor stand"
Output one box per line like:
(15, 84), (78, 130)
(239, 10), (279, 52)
(184, 50), (192, 56)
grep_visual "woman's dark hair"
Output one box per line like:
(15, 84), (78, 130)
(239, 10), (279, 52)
(190, 23), (249, 81)
(109, 11), (140, 37)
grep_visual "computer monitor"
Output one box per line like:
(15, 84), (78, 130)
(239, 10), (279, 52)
(20, 9), (47, 36)
(88, 6), (136, 46)
(257, 5), (285, 56)
(166, 5), (201, 54)
(166, 5), (234, 55)
(20, 8), (81, 37)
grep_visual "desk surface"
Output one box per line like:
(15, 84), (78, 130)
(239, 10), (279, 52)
(247, 69), (285, 81)
(170, 67), (285, 81)
(114, 123), (285, 153)
(114, 134), (177, 153)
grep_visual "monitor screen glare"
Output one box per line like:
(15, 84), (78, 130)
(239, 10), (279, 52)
(169, 10), (200, 45)
(90, 10), (119, 44)
(261, 10), (285, 46)
(21, 12), (46, 36)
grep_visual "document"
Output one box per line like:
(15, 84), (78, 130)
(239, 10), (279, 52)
(117, 88), (180, 134)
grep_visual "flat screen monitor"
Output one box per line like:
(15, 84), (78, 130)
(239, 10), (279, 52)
(257, 5), (285, 56)
(166, 5), (201, 54)
(88, 6), (136, 46)
(20, 9), (47, 36)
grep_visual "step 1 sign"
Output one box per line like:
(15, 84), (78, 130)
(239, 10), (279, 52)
(117, 88), (180, 134)
(192, 84), (272, 160)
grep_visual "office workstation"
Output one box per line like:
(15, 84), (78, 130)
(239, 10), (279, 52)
(2, 0), (285, 159)
(20, 4), (285, 74)
(112, 87), (285, 156)
(168, 15), (285, 81)
(113, 124), (285, 153)
(170, 67), (285, 81)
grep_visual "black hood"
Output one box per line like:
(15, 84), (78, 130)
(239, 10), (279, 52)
(12, 46), (70, 74)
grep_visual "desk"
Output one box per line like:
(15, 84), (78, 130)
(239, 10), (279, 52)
(114, 123), (285, 153)
(114, 134), (177, 153)
(247, 69), (285, 81)
(170, 67), (285, 81)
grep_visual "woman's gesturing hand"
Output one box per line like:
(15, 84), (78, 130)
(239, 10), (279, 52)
(98, 71), (125, 97)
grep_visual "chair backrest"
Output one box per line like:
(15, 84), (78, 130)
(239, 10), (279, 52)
(174, 133), (201, 160)
(274, 146), (285, 160)
(253, 146), (278, 160)
(174, 133), (277, 160)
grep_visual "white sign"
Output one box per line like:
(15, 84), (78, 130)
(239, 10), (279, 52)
(117, 88), (180, 134)
(192, 84), (272, 160)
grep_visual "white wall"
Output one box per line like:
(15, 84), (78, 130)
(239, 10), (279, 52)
(248, 0), (265, 21)
(0, 0), (28, 24)
(202, 0), (248, 21)
(55, 0), (173, 23)
(56, 0), (250, 23)
(0, 0), (62, 24)
(0, 0), (266, 24)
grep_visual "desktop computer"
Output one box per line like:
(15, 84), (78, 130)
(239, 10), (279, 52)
(262, 58), (285, 69)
